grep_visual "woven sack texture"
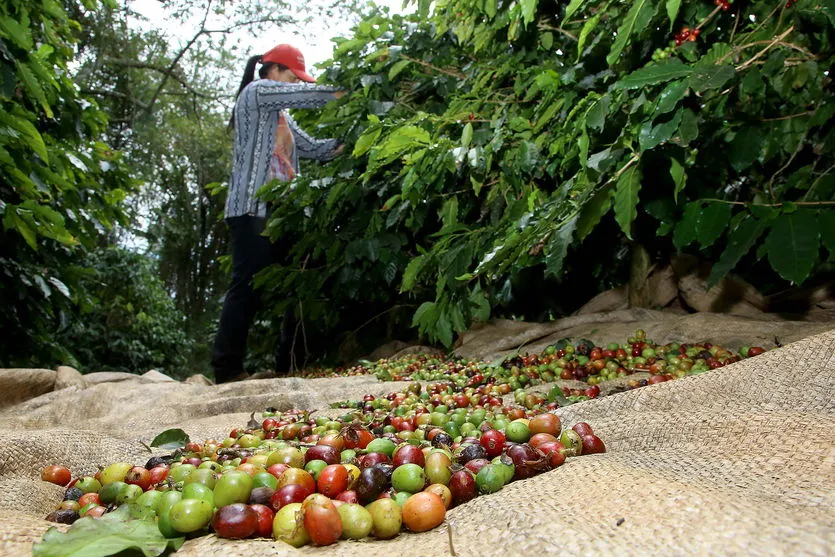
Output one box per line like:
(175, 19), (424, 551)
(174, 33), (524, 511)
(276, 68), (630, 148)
(0, 313), (832, 556)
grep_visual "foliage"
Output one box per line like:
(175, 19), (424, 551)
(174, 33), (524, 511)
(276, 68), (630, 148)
(261, 0), (834, 351)
(0, 0), (134, 367)
(56, 247), (195, 377)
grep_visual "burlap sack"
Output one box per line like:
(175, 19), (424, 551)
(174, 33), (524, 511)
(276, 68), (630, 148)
(0, 317), (832, 556)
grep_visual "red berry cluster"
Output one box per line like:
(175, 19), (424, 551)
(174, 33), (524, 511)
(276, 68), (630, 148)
(674, 27), (701, 46)
(785, 0), (796, 7)
(713, 0), (731, 10)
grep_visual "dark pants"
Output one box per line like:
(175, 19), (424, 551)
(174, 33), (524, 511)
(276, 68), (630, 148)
(211, 215), (295, 382)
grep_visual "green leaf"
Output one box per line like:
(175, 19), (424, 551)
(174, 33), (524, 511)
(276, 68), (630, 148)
(33, 505), (184, 557)
(677, 109), (699, 144)
(520, 0), (538, 25)
(4, 210), (38, 250)
(613, 165), (642, 239)
(673, 202), (701, 250)
(765, 211), (820, 284)
(0, 111), (48, 161)
(669, 157), (686, 202)
(821, 210), (835, 254)
(540, 31), (554, 50)
(696, 202), (732, 248)
(436, 311), (453, 347)
(654, 80), (689, 115)
(16, 61), (53, 118)
(372, 125), (431, 166)
(688, 65), (735, 92)
(666, 0), (682, 31)
(707, 216), (765, 287)
(576, 187), (613, 241)
(469, 285), (491, 322)
(729, 127), (763, 172)
(388, 59), (410, 80)
(606, 0), (653, 66)
(586, 95), (609, 132)
(401, 254), (427, 292)
(563, 0), (587, 23)
(150, 428), (189, 450)
(440, 196), (459, 228)
(352, 126), (382, 157)
(615, 59), (693, 89)
(821, 0), (835, 27)
(544, 215), (578, 276)
(576, 12), (601, 61)
(639, 110), (682, 151)
(485, 0), (498, 18)
(0, 16), (34, 50)
(461, 122), (473, 149)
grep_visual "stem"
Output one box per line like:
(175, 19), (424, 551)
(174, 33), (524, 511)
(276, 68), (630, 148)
(695, 5), (723, 31)
(701, 199), (835, 207)
(537, 21), (578, 41)
(736, 26), (794, 71)
(760, 110), (814, 122)
(803, 164), (835, 201)
(739, 1), (784, 42)
(765, 130), (806, 201)
(400, 54), (466, 79)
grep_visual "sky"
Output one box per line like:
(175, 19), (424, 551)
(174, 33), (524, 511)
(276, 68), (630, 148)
(129, 0), (414, 76)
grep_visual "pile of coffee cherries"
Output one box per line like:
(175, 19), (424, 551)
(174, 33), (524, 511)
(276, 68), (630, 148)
(41, 387), (604, 546)
(323, 331), (766, 407)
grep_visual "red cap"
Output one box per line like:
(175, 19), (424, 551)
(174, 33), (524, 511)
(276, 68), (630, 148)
(262, 44), (315, 83)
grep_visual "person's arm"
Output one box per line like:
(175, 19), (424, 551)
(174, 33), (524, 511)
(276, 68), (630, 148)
(253, 81), (343, 111)
(286, 113), (342, 161)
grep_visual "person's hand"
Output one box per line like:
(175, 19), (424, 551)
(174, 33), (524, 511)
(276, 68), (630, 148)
(333, 90), (347, 100)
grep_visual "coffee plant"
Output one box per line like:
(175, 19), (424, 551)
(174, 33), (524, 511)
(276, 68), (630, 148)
(259, 0), (834, 351)
(0, 0), (134, 366)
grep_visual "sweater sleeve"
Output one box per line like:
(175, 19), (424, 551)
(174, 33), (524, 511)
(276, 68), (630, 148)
(252, 81), (341, 111)
(286, 113), (341, 161)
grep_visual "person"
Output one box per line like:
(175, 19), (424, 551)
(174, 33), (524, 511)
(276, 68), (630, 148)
(212, 44), (345, 384)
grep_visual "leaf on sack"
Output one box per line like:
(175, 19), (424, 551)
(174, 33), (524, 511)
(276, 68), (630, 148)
(33, 505), (184, 557)
(150, 428), (189, 450)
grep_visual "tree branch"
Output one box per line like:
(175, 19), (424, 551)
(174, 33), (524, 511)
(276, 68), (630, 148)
(400, 54), (466, 79)
(79, 88), (150, 110)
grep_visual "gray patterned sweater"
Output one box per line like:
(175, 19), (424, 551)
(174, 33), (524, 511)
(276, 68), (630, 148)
(225, 79), (340, 218)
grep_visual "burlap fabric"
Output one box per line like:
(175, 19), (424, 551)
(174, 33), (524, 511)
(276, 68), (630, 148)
(0, 312), (832, 556)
